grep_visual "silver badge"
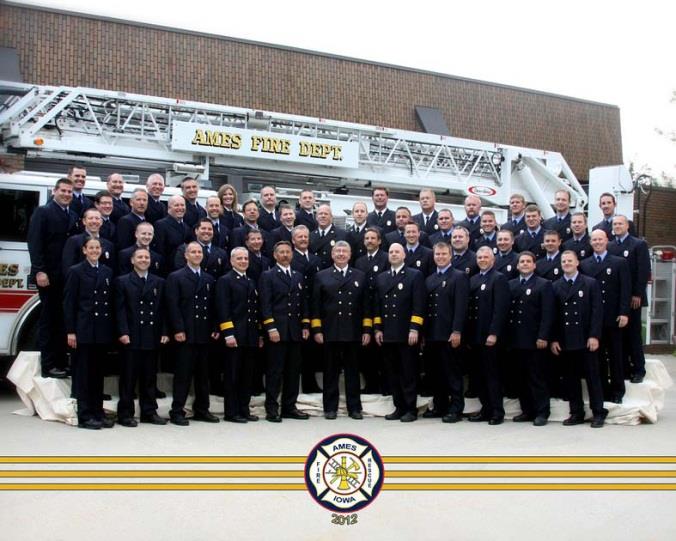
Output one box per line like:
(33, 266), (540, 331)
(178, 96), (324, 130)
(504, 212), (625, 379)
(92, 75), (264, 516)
(386, 220), (391, 226)
(442, 281), (446, 288)
(507, 265), (512, 272)
(607, 268), (612, 275)
(465, 268), (471, 274)
(416, 260), (421, 267)
(398, 283), (403, 290)
(373, 265), (379, 272)
(566, 227), (571, 234)
(330, 240), (335, 246)
(578, 290), (584, 298)
(480, 284), (486, 291)
(624, 250), (629, 257)
(354, 281), (359, 287)
(105, 278), (109, 285)
(218, 258), (222, 265)
(434, 224), (439, 230)
(493, 247), (498, 254)
(580, 250), (586, 257)
(554, 268), (559, 275)
(526, 288), (531, 295)
(105, 251), (110, 259)
(479, 228), (485, 235)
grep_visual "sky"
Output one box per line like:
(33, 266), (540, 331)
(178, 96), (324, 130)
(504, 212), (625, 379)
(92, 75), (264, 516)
(14, 0), (676, 182)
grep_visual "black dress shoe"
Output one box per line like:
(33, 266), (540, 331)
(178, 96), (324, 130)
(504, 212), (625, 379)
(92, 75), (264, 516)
(562, 415), (585, 426)
(591, 409), (608, 428)
(464, 389), (478, 399)
(282, 409), (309, 420)
(400, 412), (417, 423)
(609, 395), (623, 404)
(224, 415), (247, 423)
(78, 419), (102, 430)
(170, 416), (190, 426)
(324, 411), (337, 420)
(422, 409), (443, 419)
(244, 414), (259, 422)
(118, 418), (138, 427)
(385, 410), (403, 420)
(630, 375), (644, 384)
(513, 413), (534, 423)
(193, 412), (220, 423)
(468, 413), (489, 422)
(442, 413), (462, 423)
(349, 411), (363, 420)
(266, 413), (282, 423)
(155, 389), (167, 399)
(488, 417), (504, 425)
(42, 368), (68, 379)
(533, 416), (548, 427)
(140, 414), (167, 425)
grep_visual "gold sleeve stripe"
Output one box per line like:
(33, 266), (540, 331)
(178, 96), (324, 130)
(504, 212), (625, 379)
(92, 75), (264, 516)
(362, 318), (373, 327)
(219, 321), (234, 331)
(311, 319), (322, 328)
(410, 315), (424, 325)
(373, 317), (383, 325)
(301, 318), (311, 324)
(263, 318), (275, 325)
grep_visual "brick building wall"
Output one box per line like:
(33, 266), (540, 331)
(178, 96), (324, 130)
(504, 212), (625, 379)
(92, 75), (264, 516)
(0, 3), (623, 181)
(635, 186), (676, 247)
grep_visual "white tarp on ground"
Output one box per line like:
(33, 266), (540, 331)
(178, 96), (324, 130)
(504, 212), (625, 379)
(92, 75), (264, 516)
(7, 351), (673, 426)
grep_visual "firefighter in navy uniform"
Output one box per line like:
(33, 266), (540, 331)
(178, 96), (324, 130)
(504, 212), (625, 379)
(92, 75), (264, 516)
(373, 243), (426, 422)
(144, 173), (167, 224)
(494, 229), (519, 280)
(216, 247), (261, 423)
(63, 238), (115, 429)
(514, 205), (546, 259)
(27, 177), (79, 378)
(403, 221), (435, 277)
(347, 201), (369, 263)
(115, 188), (148, 250)
(542, 189), (573, 242)
(501, 193), (527, 237)
(507, 251), (555, 426)
(294, 189), (317, 231)
(562, 212), (592, 260)
(472, 211), (499, 253)
(62, 208), (117, 278)
(165, 242), (220, 426)
(457, 195), (483, 244)
(117, 222), (164, 276)
(449, 226), (478, 276)
(312, 241), (371, 419)
(608, 215), (650, 383)
(354, 227), (390, 394)
(421, 242), (469, 423)
(581, 230), (631, 402)
(174, 219), (229, 278)
(154, 195), (193, 274)
(413, 189), (440, 236)
(535, 230), (563, 282)
(309, 204), (348, 269)
(366, 187), (397, 235)
(592, 192), (637, 239)
(466, 247), (510, 425)
(259, 241), (311, 422)
(114, 247), (169, 427)
(551, 250), (607, 428)
(269, 205), (296, 247)
(428, 209), (455, 246)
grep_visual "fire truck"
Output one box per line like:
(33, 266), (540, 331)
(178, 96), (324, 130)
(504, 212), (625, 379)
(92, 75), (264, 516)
(0, 80), (636, 361)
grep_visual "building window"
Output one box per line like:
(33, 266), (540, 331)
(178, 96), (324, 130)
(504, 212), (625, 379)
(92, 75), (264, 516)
(0, 189), (39, 242)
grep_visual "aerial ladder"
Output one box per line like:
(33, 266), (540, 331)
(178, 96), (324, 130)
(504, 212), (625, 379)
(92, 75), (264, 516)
(0, 80), (595, 219)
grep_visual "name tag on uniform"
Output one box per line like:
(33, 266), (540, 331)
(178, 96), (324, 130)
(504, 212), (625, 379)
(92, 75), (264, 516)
(398, 283), (403, 290)
(607, 268), (612, 275)
(578, 290), (584, 298)
(554, 268), (559, 275)
(480, 284), (486, 291)
(526, 288), (531, 295)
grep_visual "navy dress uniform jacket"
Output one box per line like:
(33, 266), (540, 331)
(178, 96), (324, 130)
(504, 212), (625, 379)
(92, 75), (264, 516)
(466, 268), (510, 346)
(27, 200), (78, 281)
(258, 208), (280, 232)
(63, 262), (114, 344)
(259, 266), (310, 342)
(373, 267), (426, 342)
(580, 254), (631, 327)
(414, 210), (440, 236)
(215, 270), (260, 347)
(246, 251), (272, 285)
(311, 267), (370, 341)
(209, 217), (230, 251)
(457, 217), (482, 243)
(450, 249), (478, 276)
(551, 274), (603, 350)
(230, 224), (272, 252)
(70, 193), (93, 218)
(295, 209), (317, 231)
(424, 268), (469, 342)
(366, 208), (397, 234)
(607, 236), (651, 306)
(153, 216), (193, 267)
(347, 225), (368, 262)
(110, 197), (130, 223)
(562, 234), (592, 260)
(507, 275), (555, 349)
(269, 225), (293, 247)
(173, 243), (229, 278)
(145, 197), (167, 224)
(501, 217), (527, 237)
(115, 213), (146, 250)
(62, 233), (117, 278)
(117, 245), (164, 276)
(495, 251), (519, 280)
(593, 217), (636, 240)
(514, 229), (546, 258)
(114, 272), (166, 349)
(309, 225), (349, 269)
(222, 209), (244, 231)
(536, 253), (563, 281)
(405, 244), (434, 276)
(542, 213), (573, 241)
(184, 200), (207, 229)
(165, 267), (215, 344)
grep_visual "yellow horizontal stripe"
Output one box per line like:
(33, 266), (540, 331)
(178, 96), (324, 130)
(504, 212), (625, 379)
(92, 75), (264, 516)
(310, 319), (322, 328)
(362, 318), (373, 327)
(218, 321), (234, 331)
(373, 316), (382, 325)
(410, 315), (424, 325)
(262, 318), (274, 325)
(0, 483), (673, 491)
(301, 318), (310, 324)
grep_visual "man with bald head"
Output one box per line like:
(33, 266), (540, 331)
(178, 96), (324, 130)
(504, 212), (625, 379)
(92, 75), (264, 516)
(106, 173), (130, 223)
(145, 173), (167, 223)
(153, 194), (193, 273)
(458, 195), (483, 244)
(309, 204), (348, 269)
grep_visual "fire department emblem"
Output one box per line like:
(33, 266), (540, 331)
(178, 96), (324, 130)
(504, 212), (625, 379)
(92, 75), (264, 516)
(304, 434), (384, 513)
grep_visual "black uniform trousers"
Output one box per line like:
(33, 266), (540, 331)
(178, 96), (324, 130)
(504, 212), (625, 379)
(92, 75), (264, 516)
(358, 341), (388, 394)
(37, 282), (68, 373)
(223, 346), (256, 418)
(117, 349), (158, 420)
(624, 307), (646, 378)
(382, 343), (418, 415)
(561, 349), (605, 416)
(72, 344), (106, 423)
(323, 342), (362, 414)
(427, 342), (464, 415)
(600, 326), (625, 400)
(472, 344), (504, 419)
(171, 343), (211, 418)
(514, 349), (550, 418)
(265, 341), (303, 414)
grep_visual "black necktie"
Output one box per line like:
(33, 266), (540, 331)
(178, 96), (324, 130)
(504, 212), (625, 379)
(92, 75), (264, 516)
(531, 232), (537, 239)
(391, 270), (396, 277)
(368, 255), (373, 263)
(286, 270), (291, 279)
(141, 276), (146, 285)
(568, 279), (573, 287)
(378, 211), (383, 219)
(596, 256), (602, 263)
(512, 219), (518, 226)
(321, 230), (325, 238)
(617, 238), (622, 245)
(214, 222), (219, 234)
(521, 278), (526, 285)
